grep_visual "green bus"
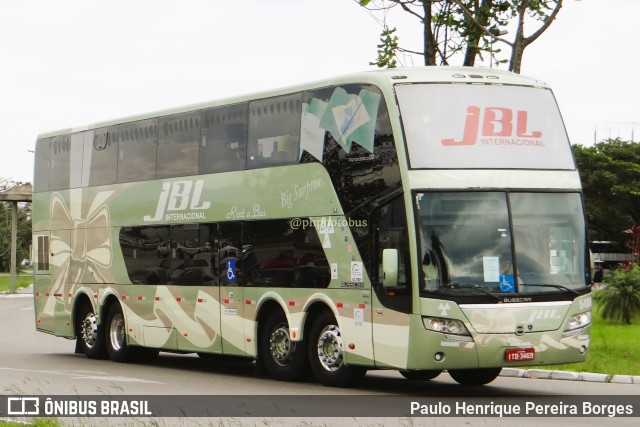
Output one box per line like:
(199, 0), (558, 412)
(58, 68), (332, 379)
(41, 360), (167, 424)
(32, 67), (592, 387)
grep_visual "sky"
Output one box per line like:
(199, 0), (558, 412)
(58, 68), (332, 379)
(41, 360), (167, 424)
(1, 0), (638, 184)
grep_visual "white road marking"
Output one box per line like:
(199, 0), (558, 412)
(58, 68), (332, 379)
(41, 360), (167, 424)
(0, 367), (165, 384)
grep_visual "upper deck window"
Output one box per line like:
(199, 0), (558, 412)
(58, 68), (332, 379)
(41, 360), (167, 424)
(247, 93), (302, 168)
(116, 118), (158, 183)
(396, 84), (575, 170)
(200, 103), (248, 173)
(157, 112), (201, 178)
(33, 138), (51, 192)
(49, 135), (71, 190)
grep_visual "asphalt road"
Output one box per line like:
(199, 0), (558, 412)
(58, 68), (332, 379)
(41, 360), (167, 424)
(1, 293), (638, 426)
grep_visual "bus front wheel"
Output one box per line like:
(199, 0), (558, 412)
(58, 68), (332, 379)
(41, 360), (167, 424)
(448, 368), (502, 386)
(307, 311), (366, 387)
(76, 301), (106, 359)
(260, 311), (307, 381)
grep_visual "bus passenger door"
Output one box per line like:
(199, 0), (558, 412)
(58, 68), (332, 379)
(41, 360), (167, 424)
(370, 196), (413, 369)
(169, 223), (222, 354)
(32, 232), (59, 334)
(217, 222), (247, 356)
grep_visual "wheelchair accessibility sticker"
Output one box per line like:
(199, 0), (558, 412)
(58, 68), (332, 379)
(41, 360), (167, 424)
(499, 274), (515, 293)
(226, 260), (236, 283)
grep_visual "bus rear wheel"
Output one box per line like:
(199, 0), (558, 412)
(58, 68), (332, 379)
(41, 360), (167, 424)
(105, 303), (131, 362)
(76, 301), (106, 359)
(104, 303), (160, 363)
(260, 311), (307, 381)
(307, 311), (366, 387)
(448, 368), (502, 386)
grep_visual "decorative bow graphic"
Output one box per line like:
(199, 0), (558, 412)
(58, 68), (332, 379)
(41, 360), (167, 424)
(46, 189), (114, 312)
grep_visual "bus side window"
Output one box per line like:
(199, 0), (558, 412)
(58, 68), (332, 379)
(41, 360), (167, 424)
(242, 220), (294, 287)
(292, 222), (330, 288)
(87, 127), (118, 187)
(200, 103), (248, 173)
(218, 222), (243, 286)
(33, 138), (51, 193)
(157, 112), (201, 179)
(49, 134), (70, 191)
(120, 225), (171, 285)
(247, 94), (302, 169)
(116, 118), (158, 183)
(36, 235), (50, 271)
(170, 224), (215, 286)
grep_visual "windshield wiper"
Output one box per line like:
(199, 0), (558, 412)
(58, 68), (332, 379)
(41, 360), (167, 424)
(432, 283), (501, 302)
(521, 283), (581, 296)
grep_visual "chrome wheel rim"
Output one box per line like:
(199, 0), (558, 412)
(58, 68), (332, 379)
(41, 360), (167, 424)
(269, 324), (295, 366)
(80, 312), (98, 349)
(317, 325), (343, 372)
(109, 313), (125, 352)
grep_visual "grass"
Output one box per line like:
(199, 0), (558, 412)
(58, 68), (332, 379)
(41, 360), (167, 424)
(0, 420), (61, 427)
(534, 293), (640, 376)
(0, 270), (33, 293)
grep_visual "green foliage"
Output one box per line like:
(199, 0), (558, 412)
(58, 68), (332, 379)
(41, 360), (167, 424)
(0, 205), (32, 272)
(371, 26), (399, 68)
(0, 419), (62, 427)
(541, 299), (640, 376)
(442, 0), (511, 66)
(356, 0), (562, 72)
(572, 139), (640, 243)
(0, 272), (33, 292)
(595, 266), (640, 324)
(0, 180), (32, 273)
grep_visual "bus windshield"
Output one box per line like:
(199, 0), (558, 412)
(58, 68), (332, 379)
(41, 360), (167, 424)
(415, 192), (589, 295)
(396, 83), (575, 170)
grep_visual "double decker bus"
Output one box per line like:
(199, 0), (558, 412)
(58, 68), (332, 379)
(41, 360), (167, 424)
(32, 67), (592, 387)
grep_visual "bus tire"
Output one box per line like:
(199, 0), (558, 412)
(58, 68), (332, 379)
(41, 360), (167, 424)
(399, 370), (441, 381)
(76, 300), (106, 359)
(307, 311), (366, 387)
(448, 368), (502, 386)
(260, 311), (307, 381)
(105, 303), (134, 363)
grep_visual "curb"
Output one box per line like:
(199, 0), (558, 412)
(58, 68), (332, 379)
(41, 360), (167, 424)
(0, 293), (32, 298)
(0, 283), (33, 297)
(501, 368), (640, 385)
(611, 375), (640, 384)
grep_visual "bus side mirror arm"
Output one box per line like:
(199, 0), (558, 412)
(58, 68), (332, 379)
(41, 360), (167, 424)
(382, 248), (399, 288)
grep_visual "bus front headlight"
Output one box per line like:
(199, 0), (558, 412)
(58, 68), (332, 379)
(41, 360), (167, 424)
(563, 311), (591, 337)
(422, 316), (473, 341)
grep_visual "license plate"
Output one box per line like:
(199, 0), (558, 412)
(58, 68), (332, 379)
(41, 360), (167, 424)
(505, 347), (535, 362)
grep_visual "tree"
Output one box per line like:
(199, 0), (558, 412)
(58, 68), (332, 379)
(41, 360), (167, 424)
(596, 265), (640, 324)
(0, 179), (32, 273)
(356, 0), (563, 73)
(572, 139), (640, 246)
(623, 226), (640, 265)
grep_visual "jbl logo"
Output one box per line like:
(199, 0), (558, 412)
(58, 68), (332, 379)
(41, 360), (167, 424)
(526, 309), (560, 323)
(442, 106), (542, 146)
(144, 180), (211, 222)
